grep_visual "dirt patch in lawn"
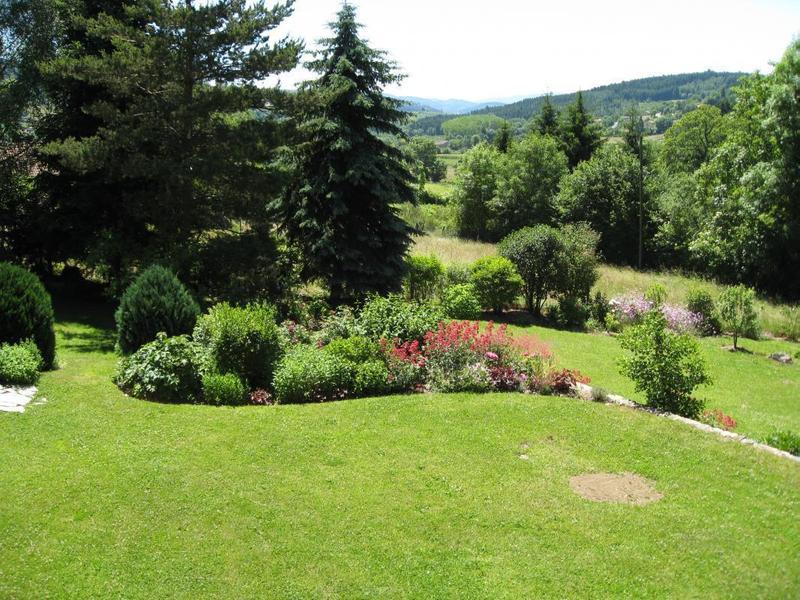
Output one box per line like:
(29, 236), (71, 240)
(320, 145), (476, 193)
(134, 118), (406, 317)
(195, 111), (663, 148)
(570, 473), (663, 505)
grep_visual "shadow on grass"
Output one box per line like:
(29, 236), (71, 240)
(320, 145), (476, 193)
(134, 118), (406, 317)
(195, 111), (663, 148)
(483, 310), (589, 333)
(52, 294), (117, 353)
(58, 327), (116, 353)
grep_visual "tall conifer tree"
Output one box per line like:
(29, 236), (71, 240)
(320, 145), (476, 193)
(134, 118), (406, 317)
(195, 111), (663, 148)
(274, 3), (415, 303)
(534, 94), (560, 137)
(561, 91), (602, 168)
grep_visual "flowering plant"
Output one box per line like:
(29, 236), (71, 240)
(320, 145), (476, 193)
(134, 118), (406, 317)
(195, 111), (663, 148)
(610, 294), (703, 334)
(700, 409), (737, 431)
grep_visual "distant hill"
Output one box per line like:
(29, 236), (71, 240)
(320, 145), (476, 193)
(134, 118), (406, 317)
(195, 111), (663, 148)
(408, 71), (746, 136)
(396, 96), (507, 115)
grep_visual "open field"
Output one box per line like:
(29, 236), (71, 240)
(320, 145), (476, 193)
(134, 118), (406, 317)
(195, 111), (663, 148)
(413, 234), (800, 339)
(1, 302), (799, 598)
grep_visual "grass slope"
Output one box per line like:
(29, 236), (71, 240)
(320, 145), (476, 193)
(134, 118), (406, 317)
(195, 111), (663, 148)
(1, 303), (799, 598)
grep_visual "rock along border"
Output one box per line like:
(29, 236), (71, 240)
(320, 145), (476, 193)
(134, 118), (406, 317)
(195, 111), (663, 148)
(574, 382), (800, 465)
(0, 386), (38, 413)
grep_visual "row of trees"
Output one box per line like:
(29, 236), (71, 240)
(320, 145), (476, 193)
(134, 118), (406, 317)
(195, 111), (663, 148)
(0, 1), (414, 304)
(451, 40), (800, 300)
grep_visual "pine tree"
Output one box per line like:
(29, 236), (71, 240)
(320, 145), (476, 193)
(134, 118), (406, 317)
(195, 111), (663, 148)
(561, 91), (602, 169)
(273, 3), (415, 303)
(534, 94), (560, 137)
(32, 0), (301, 285)
(494, 121), (512, 152)
(622, 106), (646, 268)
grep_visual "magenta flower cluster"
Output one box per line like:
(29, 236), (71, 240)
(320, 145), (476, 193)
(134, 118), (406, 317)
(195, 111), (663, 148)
(610, 294), (703, 334)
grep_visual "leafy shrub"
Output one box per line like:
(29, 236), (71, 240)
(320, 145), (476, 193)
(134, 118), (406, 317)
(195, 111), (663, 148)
(404, 254), (444, 302)
(558, 223), (600, 301)
(0, 262), (56, 369)
(272, 346), (354, 404)
(764, 431), (800, 456)
(718, 284), (760, 349)
(779, 305), (800, 341)
(114, 333), (207, 403)
(619, 310), (710, 418)
(470, 256), (523, 313)
(115, 265), (200, 355)
(193, 302), (282, 390)
(202, 372), (248, 406)
(644, 283), (667, 306)
(553, 296), (591, 328)
(324, 336), (382, 365)
(382, 339), (427, 392)
(0, 340), (43, 385)
(445, 263), (472, 286)
(356, 295), (444, 342)
(686, 289), (722, 336)
(313, 306), (359, 346)
(354, 361), (391, 397)
(441, 284), (482, 320)
(591, 291), (610, 325)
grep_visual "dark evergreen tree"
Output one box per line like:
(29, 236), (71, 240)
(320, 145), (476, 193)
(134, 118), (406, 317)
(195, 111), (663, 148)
(560, 91), (602, 169)
(494, 120), (512, 153)
(273, 4), (415, 303)
(534, 94), (560, 137)
(31, 0), (301, 289)
(622, 106), (647, 267)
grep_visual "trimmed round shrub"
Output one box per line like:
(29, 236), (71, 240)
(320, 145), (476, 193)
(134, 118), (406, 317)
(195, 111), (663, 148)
(0, 262), (56, 369)
(114, 333), (207, 403)
(441, 284), (482, 320)
(404, 254), (445, 302)
(193, 302), (283, 390)
(357, 295), (444, 342)
(115, 265), (200, 355)
(324, 336), (381, 365)
(202, 372), (248, 406)
(686, 289), (721, 336)
(0, 340), (44, 385)
(354, 361), (391, 397)
(470, 256), (523, 313)
(273, 345), (354, 404)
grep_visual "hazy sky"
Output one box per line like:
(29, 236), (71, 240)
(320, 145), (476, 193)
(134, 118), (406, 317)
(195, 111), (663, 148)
(272, 0), (800, 101)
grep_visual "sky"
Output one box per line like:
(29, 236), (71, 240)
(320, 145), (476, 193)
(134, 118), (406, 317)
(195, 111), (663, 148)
(271, 0), (800, 101)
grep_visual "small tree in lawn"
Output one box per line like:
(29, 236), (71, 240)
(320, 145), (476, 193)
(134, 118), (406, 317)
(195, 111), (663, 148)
(470, 256), (523, 313)
(619, 310), (710, 418)
(718, 285), (759, 350)
(274, 3), (415, 304)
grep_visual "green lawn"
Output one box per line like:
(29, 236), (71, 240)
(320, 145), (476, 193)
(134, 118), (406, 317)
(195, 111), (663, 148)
(510, 322), (800, 441)
(1, 303), (799, 597)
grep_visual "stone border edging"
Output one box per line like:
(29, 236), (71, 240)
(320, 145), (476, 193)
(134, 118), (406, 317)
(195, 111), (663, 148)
(574, 382), (800, 464)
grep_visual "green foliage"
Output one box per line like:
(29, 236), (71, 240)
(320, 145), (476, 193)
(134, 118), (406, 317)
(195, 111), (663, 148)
(404, 254), (444, 302)
(407, 138), (446, 182)
(324, 336), (382, 365)
(452, 143), (502, 240)
(442, 115), (505, 138)
(494, 121), (512, 152)
(687, 289), (721, 336)
(661, 105), (728, 174)
(645, 283), (667, 307)
(533, 95), (560, 137)
(441, 284), (482, 320)
(558, 223), (601, 301)
(353, 361), (391, 397)
(718, 285), (759, 349)
(619, 310), (710, 418)
(202, 373), (248, 407)
(114, 334), (207, 404)
(356, 295), (444, 342)
(764, 431), (800, 456)
(0, 339), (43, 386)
(499, 226), (565, 315)
(445, 263), (472, 286)
(470, 256), (523, 313)
(115, 266), (200, 356)
(0, 262), (56, 368)
(273, 4), (414, 303)
(193, 302), (282, 390)
(273, 345), (354, 404)
(560, 91), (603, 168)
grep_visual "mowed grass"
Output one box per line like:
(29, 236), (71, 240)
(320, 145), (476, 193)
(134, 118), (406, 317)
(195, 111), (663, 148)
(1, 304), (799, 597)
(413, 234), (799, 339)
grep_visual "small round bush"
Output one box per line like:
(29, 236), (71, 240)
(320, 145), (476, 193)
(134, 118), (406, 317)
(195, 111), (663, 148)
(404, 254), (445, 302)
(202, 372), (248, 406)
(273, 345), (354, 404)
(0, 262), (56, 369)
(353, 361), (391, 397)
(193, 302), (283, 390)
(718, 284), (760, 349)
(324, 336), (381, 365)
(115, 265), (200, 355)
(686, 289), (721, 336)
(114, 333), (207, 403)
(357, 295), (444, 342)
(0, 339), (44, 386)
(441, 284), (482, 320)
(445, 263), (472, 286)
(470, 256), (523, 313)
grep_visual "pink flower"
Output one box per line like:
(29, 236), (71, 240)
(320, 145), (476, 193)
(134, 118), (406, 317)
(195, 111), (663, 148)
(485, 351), (499, 361)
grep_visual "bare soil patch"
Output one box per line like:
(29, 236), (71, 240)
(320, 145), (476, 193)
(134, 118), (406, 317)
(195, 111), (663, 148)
(570, 472), (663, 505)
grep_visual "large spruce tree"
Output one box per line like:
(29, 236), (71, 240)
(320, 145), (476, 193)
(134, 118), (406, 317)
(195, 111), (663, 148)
(273, 3), (415, 303)
(31, 0), (301, 289)
(561, 91), (602, 168)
